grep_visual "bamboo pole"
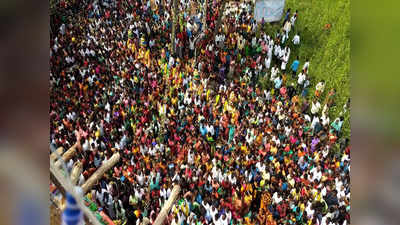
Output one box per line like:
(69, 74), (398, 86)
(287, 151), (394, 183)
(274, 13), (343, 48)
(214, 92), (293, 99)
(70, 161), (83, 185)
(50, 147), (64, 162)
(81, 153), (120, 193)
(50, 160), (103, 225)
(153, 185), (181, 225)
(203, 0), (207, 30)
(54, 143), (78, 168)
(171, 0), (178, 55)
(50, 171), (66, 196)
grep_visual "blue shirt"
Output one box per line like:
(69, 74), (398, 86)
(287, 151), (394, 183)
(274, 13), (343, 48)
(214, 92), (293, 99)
(291, 60), (300, 71)
(228, 125), (235, 137)
(274, 78), (282, 89)
(196, 194), (202, 204)
(200, 124), (207, 136)
(331, 119), (343, 132)
(282, 182), (288, 191)
(285, 12), (290, 21)
(300, 161), (308, 171)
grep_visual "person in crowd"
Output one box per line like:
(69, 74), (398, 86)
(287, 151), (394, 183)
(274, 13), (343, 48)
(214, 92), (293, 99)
(315, 80), (326, 98)
(293, 32), (300, 45)
(291, 56), (300, 77)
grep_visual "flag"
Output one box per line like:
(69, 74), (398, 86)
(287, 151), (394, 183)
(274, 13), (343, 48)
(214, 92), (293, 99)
(62, 190), (84, 225)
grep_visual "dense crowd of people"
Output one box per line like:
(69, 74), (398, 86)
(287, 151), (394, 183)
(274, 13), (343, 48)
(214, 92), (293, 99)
(50, 0), (350, 224)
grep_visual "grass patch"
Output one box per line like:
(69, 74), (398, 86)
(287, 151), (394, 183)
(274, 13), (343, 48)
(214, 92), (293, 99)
(258, 0), (350, 137)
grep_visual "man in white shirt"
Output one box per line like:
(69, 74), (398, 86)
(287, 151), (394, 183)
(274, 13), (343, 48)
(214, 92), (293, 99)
(215, 33), (225, 48)
(237, 35), (245, 50)
(290, 13), (297, 27)
(264, 90), (271, 101)
(278, 46), (285, 61)
(228, 172), (237, 185)
(272, 192), (283, 204)
(206, 124), (215, 136)
(96, 187), (107, 207)
(281, 53), (289, 71)
(297, 72), (306, 95)
(168, 55), (175, 68)
(315, 80), (325, 96)
(310, 165), (322, 182)
(303, 60), (310, 72)
(187, 150), (194, 165)
(305, 201), (315, 219)
(210, 205), (218, 222)
(283, 20), (291, 38)
(202, 201), (213, 222)
(311, 116), (320, 130)
(337, 185), (346, 202)
(217, 213), (230, 225)
(264, 56), (271, 70)
(311, 100), (321, 115)
(322, 145), (330, 158)
(293, 33), (300, 45)
(136, 171), (145, 186)
(321, 112), (330, 126)
(59, 23), (66, 35)
(172, 170), (181, 183)
(270, 66), (278, 81)
(274, 44), (280, 57)
(189, 37), (195, 53)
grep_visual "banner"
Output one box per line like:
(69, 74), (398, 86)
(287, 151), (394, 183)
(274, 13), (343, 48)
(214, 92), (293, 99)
(254, 0), (285, 22)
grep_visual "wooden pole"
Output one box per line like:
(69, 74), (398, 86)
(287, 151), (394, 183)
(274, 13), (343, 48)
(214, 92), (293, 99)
(54, 143), (78, 168)
(81, 153), (121, 193)
(50, 146), (64, 162)
(50, 160), (103, 225)
(70, 161), (83, 185)
(171, 0), (178, 55)
(50, 171), (66, 196)
(203, 0), (207, 30)
(153, 185), (181, 225)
